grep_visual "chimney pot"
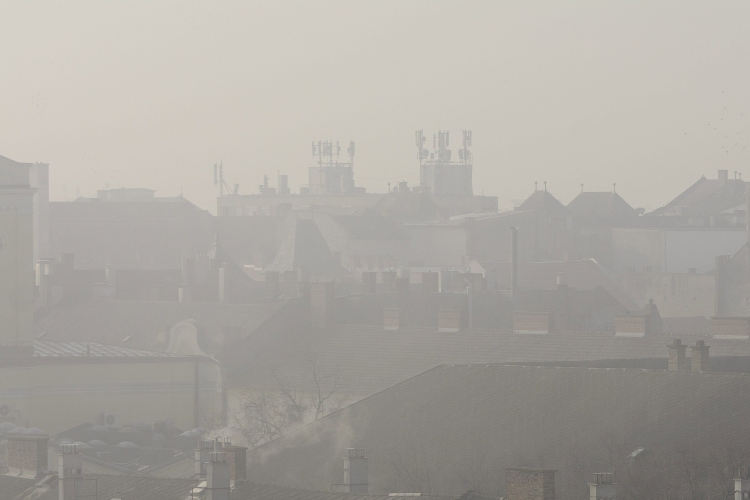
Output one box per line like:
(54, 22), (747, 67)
(691, 340), (710, 372)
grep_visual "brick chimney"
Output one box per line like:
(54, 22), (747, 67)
(344, 448), (368, 494)
(506, 468), (556, 500)
(205, 451), (231, 500)
(691, 340), (710, 372)
(219, 437), (247, 481)
(383, 308), (401, 330)
(59, 443), (83, 500)
(667, 339), (689, 371)
(437, 309), (460, 332)
(6, 433), (49, 478)
(310, 281), (335, 329)
(589, 473), (616, 500)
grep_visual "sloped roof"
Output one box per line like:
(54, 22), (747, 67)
(651, 176), (747, 217)
(0, 474), (199, 500)
(566, 191), (637, 217)
(33, 340), (182, 358)
(266, 215), (344, 275)
(249, 364), (750, 495)
(50, 197), (216, 270)
(492, 259), (639, 311)
(224, 320), (750, 397)
(515, 189), (567, 215)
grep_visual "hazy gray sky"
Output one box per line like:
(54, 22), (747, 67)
(2, 1), (749, 212)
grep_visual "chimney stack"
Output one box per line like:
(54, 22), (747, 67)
(195, 439), (214, 478)
(589, 473), (616, 500)
(218, 437), (247, 482)
(506, 468), (556, 500)
(735, 467), (750, 500)
(6, 433), (49, 478)
(691, 340), (710, 372)
(719, 169), (729, 184)
(344, 448), (368, 494)
(667, 339), (689, 371)
(205, 451), (231, 500)
(59, 443), (83, 500)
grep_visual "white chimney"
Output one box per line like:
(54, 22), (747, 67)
(344, 448), (368, 494)
(59, 443), (84, 500)
(735, 467), (750, 500)
(205, 451), (231, 500)
(589, 473), (616, 500)
(195, 439), (214, 478)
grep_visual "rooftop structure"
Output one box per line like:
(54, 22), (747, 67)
(416, 130), (473, 196)
(308, 140), (360, 195)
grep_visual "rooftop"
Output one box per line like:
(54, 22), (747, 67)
(249, 363), (750, 495)
(32, 340), (183, 358)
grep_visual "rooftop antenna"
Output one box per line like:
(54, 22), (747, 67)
(213, 162), (234, 197)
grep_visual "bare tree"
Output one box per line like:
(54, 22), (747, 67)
(230, 352), (346, 447)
